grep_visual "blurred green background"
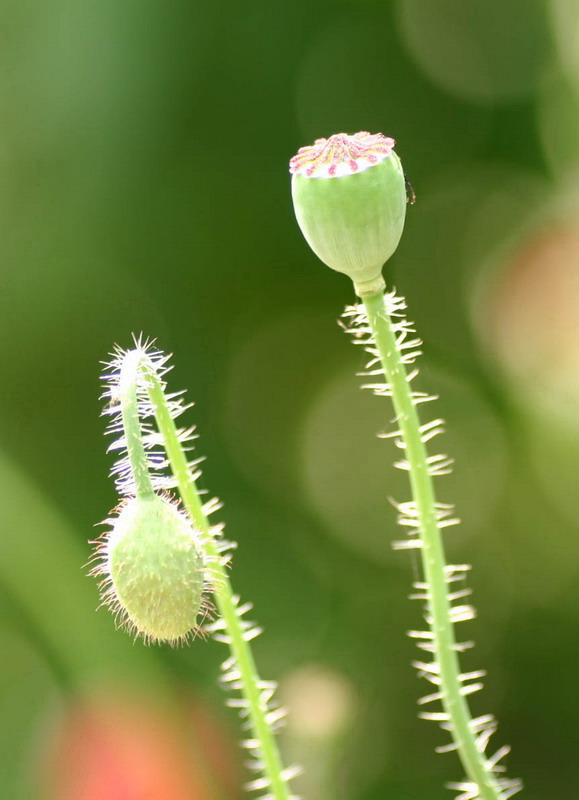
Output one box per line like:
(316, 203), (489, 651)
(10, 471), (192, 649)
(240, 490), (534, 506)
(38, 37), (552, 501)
(1, 1), (578, 798)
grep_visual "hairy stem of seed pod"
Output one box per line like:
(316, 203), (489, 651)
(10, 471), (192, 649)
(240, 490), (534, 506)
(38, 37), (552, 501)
(118, 351), (155, 497)
(138, 359), (292, 800)
(362, 291), (503, 800)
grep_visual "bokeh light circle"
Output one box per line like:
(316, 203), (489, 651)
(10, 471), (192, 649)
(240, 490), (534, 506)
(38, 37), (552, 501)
(300, 362), (506, 564)
(472, 190), (579, 425)
(537, 71), (579, 179)
(396, 0), (551, 104)
(550, 0), (579, 89)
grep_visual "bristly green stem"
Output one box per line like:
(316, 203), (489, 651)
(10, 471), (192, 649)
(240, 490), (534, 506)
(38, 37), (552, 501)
(118, 351), (154, 497)
(362, 291), (503, 800)
(139, 357), (292, 800)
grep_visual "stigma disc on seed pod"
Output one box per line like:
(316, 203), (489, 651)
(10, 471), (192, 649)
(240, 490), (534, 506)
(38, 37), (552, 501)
(99, 494), (206, 644)
(290, 132), (407, 294)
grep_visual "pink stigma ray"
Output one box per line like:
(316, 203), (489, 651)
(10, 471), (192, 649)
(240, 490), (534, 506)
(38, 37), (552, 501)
(290, 131), (396, 179)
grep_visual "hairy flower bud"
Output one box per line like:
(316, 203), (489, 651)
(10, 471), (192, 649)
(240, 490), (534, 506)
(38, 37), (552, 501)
(290, 132), (407, 295)
(101, 494), (206, 644)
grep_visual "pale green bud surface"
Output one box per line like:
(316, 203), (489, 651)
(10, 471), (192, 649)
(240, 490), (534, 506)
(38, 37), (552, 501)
(106, 494), (205, 644)
(290, 132), (407, 294)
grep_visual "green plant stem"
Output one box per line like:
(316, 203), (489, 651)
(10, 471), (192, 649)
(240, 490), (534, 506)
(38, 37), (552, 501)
(362, 291), (502, 800)
(141, 359), (291, 800)
(119, 351), (154, 497)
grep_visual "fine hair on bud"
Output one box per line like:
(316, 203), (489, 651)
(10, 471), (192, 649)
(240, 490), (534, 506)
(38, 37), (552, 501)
(93, 493), (210, 645)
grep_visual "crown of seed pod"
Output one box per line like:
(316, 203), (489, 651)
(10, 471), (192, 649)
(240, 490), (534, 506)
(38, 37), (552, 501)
(290, 131), (407, 295)
(95, 493), (207, 644)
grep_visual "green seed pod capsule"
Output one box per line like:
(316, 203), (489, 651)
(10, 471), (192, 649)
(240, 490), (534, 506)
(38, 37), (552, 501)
(290, 132), (407, 296)
(104, 494), (205, 644)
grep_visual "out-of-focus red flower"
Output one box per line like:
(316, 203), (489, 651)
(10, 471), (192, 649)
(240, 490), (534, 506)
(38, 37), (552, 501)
(39, 691), (241, 800)
(484, 220), (579, 417)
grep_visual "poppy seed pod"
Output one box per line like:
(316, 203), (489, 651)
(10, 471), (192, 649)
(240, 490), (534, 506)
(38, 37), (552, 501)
(104, 494), (205, 644)
(290, 132), (407, 295)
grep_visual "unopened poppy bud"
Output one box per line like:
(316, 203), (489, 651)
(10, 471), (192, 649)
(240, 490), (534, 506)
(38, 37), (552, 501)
(290, 132), (407, 296)
(102, 494), (206, 644)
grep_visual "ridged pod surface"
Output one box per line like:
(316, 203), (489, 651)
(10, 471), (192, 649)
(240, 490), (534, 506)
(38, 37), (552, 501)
(290, 132), (407, 291)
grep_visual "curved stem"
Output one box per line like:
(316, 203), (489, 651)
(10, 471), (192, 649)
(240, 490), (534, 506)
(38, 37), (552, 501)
(140, 358), (292, 800)
(118, 351), (154, 497)
(362, 291), (503, 800)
